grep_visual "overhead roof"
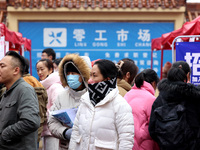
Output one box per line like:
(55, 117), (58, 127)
(7, 0), (185, 9)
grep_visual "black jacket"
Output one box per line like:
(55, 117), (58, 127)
(149, 79), (200, 150)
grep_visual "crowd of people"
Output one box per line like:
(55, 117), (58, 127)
(0, 48), (200, 150)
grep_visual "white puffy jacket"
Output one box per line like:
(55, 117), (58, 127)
(69, 88), (134, 150)
(48, 87), (87, 139)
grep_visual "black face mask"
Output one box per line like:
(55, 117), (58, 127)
(88, 77), (117, 106)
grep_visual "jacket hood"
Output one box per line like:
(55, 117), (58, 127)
(132, 81), (155, 96)
(40, 72), (61, 89)
(59, 54), (91, 88)
(158, 79), (200, 101)
(117, 79), (131, 92)
(23, 74), (44, 88)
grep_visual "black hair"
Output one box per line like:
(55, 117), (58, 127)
(135, 69), (159, 88)
(24, 57), (30, 74)
(118, 58), (139, 84)
(94, 59), (119, 79)
(172, 61), (190, 76)
(167, 67), (187, 82)
(53, 58), (63, 66)
(42, 48), (56, 60)
(5, 51), (25, 76)
(36, 59), (54, 72)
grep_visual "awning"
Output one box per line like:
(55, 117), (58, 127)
(151, 16), (200, 79)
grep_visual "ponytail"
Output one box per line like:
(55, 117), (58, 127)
(135, 69), (159, 88)
(135, 73), (145, 88)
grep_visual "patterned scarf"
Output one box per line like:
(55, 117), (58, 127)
(88, 77), (117, 106)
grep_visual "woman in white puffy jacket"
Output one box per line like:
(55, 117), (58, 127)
(69, 59), (134, 150)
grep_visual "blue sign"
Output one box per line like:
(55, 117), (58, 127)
(19, 22), (174, 78)
(176, 42), (200, 85)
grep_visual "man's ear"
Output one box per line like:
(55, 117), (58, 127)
(13, 67), (20, 75)
(48, 55), (53, 61)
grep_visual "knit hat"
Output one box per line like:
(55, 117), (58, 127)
(65, 62), (79, 74)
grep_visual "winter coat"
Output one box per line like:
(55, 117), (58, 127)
(69, 88), (134, 150)
(0, 85), (6, 100)
(48, 54), (90, 149)
(149, 79), (200, 150)
(0, 78), (40, 150)
(117, 78), (131, 97)
(41, 71), (64, 137)
(124, 81), (159, 150)
(23, 74), (48, 142)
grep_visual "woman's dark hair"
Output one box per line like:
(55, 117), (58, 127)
(172, 61), (190, 76)
(135, 69), (159, 88)
(117, 58), (139, 84)
(36, 59), (54, 72)
(167, 67), (187, 82)
(53, 58), (63, 66)
(94, 59), (121, 79)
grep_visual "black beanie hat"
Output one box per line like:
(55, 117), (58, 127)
(66, 63), (79, 74)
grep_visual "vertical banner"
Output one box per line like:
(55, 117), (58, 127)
(176, 42), (200, 85)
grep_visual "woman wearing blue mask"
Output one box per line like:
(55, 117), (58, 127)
(48, 54), (91, 150)
(69, 59), (134, 150)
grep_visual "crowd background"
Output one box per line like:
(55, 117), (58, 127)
(0, 47), (200, 150)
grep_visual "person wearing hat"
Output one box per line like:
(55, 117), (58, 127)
(48, 54), (91, 150)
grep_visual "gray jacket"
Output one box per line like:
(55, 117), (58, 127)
(0, 78), (40, 150)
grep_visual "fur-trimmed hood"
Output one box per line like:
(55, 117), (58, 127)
(59, 54), (91, 88)
(158, 79), (200, 101)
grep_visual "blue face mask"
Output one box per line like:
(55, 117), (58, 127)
(67, 75), (82, 89)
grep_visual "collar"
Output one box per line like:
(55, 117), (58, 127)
(68, 87), (87, 101)
(4, 78), (24, 97)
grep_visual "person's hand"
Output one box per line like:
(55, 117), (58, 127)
(64, 128), (73, 140)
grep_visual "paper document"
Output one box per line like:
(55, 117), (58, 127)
(50, 107), (78, 127)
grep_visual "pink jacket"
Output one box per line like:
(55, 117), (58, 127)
(124, 81), (159, 150)
(40, 72), (64, 136)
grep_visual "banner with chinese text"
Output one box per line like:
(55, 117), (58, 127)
(176, 42), (200, 85)
(19, 22), (174, 78)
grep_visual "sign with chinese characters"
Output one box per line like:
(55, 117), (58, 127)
(19, 22), (174, 78)
(176, 42), (200, 85)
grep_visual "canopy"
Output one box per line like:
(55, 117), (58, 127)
(151, 16), (200, 79)
(152, 16), (200, 51)
(0, 23), (32, 73)
(0, 23), (31, 51)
